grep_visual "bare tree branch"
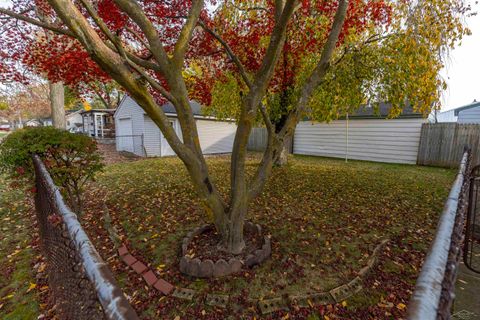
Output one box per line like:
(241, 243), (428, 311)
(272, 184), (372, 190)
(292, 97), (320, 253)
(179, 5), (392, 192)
(0, 8), (74, 36)
(125, 26), (151, 51)
(197, 20), (253, 89)
(231, 3), (269, 13)
(126, 57), (176, 103)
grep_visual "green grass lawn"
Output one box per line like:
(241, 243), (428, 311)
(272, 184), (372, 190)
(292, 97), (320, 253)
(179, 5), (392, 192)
(81, 154), (456, 319)
(0, 176), (39, 319)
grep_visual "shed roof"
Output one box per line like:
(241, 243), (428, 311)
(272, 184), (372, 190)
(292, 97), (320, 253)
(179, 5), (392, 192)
(345, 102), (423, 119)
(161, 100), (203, 116)
(115, 95), (214, 119)
(80, 109), (116, 115)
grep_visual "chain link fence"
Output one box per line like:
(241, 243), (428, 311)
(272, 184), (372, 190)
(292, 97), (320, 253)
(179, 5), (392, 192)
(116, 135), (146, 157)
(33, 155), (139, 320)
(408, 149), (471, 320)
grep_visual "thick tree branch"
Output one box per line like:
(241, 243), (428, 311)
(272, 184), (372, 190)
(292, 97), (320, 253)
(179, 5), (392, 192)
(278, 0), (349, 139)
(229, 0), (298, 231)
(113, 0), (171, 75)
(172, 0), (204, 67)
(251, 0), (298, 97)
(248, 0), (349, 201)
(0, 8), (74, 36)
(78, 0), (128, 59)
(248, 104), (276, 200)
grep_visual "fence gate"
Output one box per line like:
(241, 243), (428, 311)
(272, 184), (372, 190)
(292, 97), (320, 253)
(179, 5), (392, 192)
(465, 165), (480, 273)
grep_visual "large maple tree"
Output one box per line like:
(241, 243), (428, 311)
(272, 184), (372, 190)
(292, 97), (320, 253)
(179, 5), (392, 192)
(0, 0), (469, 254)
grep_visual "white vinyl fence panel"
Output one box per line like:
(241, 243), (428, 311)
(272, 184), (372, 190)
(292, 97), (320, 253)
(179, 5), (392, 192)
(196, 120), (236, 154)
(294, 118), (425, 164)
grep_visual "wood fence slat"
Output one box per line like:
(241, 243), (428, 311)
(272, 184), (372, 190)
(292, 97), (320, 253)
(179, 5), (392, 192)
(417, 123), (480, 167)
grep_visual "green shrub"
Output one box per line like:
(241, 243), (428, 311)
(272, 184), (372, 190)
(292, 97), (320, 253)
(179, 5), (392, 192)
(0, 127), (104, 214)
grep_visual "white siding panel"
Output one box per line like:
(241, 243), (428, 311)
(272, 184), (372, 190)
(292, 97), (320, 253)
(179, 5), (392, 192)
(143, 116), (161, 156)
(196, 120), (236, 154)
(436, 110), (457, 123)
(115, 96), (145, 156)
(458, 107), (480, 123)
(294, 118), (425, 164)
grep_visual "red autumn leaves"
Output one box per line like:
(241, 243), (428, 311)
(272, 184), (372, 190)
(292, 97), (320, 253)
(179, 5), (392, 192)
(1, 0), (391, 105)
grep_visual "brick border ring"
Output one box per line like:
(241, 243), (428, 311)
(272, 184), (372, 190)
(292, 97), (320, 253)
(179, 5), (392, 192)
(179, 221), (271, 278)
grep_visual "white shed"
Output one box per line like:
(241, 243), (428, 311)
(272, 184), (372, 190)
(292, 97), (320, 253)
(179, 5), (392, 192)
(293, 104), (426, 164)
(114, 95), (237, 157)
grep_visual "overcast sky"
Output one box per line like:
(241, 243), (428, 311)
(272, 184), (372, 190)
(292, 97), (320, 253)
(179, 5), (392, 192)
(441, 1), (480, 111)
(0, 0), (478, 111)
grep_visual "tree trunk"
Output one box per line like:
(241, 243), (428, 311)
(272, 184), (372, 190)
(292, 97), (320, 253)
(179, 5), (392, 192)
(274, 142), (288, 166)
(49, 81), (65, 129)
(225, 197), (248, 254)
(273, 136), (290, 166)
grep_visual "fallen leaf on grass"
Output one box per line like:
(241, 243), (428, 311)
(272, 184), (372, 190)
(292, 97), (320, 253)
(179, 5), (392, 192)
(397, 303), (407, 310)
(26, 282), (36, 293)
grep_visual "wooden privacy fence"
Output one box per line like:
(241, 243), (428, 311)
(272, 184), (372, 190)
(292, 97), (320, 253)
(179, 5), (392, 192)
(247, 127), (268, 151)
(417, 123), (480, 167)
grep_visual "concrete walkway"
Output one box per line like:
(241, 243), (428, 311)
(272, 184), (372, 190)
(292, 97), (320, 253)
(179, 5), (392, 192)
(452, 262), (480, 320)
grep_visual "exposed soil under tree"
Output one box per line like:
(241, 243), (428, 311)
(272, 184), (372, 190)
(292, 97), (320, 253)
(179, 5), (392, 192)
(187, 227), (263, 261)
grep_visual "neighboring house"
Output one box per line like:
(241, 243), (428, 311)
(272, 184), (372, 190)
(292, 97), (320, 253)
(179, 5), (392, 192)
(433, 100), (480, 123)
(80, 109), (115, 138)
(454, 100), (480, 124)
(114, 95), (236, 157)
(293, 103), (426, 164)
(66, 110), (83, 133)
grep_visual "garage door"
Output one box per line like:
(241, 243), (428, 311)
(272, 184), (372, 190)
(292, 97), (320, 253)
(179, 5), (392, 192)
(117, 118), (134, 152)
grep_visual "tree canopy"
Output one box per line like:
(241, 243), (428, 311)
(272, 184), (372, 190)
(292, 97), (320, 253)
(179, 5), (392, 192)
(0, 0), (471, 254)
(187, 0), (470, 124)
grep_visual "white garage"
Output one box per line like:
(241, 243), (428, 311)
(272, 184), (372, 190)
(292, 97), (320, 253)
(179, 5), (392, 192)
(114, 95), (237, 157)
(293, 104), (426, 164)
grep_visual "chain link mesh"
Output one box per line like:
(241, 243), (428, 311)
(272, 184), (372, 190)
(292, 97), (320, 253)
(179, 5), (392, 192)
(408, 150), (471, 320)
(33, 155), (138, 320)
(437, 151), (471, 319)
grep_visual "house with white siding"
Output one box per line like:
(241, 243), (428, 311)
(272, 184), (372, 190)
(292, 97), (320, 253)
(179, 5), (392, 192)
(66, 110), (83, 133)
(293, 104), (426, 164)
(453, 100), (480, 123)
(114, 95), (236, 157)
(432, 100), (480, 123)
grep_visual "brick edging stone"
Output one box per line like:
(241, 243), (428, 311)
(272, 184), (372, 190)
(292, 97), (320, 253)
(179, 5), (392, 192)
(179, 222), (272, 278)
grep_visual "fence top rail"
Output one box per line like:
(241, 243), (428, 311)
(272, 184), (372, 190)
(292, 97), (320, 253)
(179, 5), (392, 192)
(407, 150), (470, 320)
(33, 155), (139, 320)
